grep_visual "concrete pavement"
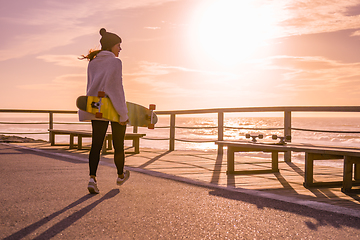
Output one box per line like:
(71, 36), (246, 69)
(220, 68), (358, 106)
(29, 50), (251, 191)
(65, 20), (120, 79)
(1, 143), (360, 239)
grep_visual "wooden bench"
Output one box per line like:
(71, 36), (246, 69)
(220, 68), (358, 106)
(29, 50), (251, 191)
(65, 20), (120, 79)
(216, 141), (360, 193)
(49, 129), (145, 154)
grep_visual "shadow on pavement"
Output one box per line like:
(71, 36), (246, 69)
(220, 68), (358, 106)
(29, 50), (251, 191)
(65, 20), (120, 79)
(4, 189), (119, 240)
(139, 150), (172, 168)
(210, 148), (224, 184)
(3, 144), (88, 164)
(209, 188), (360, 231)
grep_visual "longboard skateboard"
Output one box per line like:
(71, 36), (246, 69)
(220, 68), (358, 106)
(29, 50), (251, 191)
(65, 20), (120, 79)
(76, 91), (158, 129)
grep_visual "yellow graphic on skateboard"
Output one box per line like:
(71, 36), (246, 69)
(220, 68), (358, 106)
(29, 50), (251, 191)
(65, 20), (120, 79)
(76, 91), (157, 129)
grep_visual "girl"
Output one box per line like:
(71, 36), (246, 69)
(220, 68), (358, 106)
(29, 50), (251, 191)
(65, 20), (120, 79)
(79, 28), (129, 194)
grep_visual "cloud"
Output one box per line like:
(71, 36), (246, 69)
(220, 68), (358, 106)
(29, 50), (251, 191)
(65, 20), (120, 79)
(262, 56), (360, 94)
(279, 0), (360, 36)
(125, 61), (239, 78)
(0, 0), (177, 61)
(123, 61), (243, 104)
(144, 27), (161, 30)
(264, 56), (344, 71)
(190, 0), (360, 41)
(351, 30), (360, 36)
(37, 55), (88, 68)
(0, 26), (95, 61)
(18, 74), (86, 91)
(124, 61), (242, 95)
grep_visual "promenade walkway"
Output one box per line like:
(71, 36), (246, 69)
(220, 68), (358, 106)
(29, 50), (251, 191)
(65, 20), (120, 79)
(11, 141), (360, 211)
(1, 142), (360, 239)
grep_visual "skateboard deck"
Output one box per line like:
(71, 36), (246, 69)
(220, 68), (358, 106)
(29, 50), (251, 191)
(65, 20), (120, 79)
(76, 92), (157, 129)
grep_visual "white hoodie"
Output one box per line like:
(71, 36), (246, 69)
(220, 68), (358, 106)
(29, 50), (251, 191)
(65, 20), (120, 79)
(78, 51), (128, 122)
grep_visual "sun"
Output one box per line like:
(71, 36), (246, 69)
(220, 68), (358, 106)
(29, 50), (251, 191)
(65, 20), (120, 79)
(190, 0), (280, 66)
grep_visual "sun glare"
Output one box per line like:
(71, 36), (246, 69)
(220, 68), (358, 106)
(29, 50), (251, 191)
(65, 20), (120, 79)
(191, 0), (280, 66)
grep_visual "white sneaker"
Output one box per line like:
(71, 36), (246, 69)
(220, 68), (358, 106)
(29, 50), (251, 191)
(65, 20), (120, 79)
(117, 170), (130, 186)
(88, 178), (99, 194)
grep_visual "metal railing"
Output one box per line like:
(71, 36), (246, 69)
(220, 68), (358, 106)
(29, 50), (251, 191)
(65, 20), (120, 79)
(155, 106), (360, 151)
(1, 106), (360, 161)
(0, 109), (77, 140)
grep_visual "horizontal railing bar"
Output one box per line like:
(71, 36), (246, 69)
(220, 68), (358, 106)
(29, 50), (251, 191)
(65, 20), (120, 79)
(155, 106), (360, 115)
(143, 137), (170, 141)
(0, 109), (77, 114)
(224, 126), (283, 130)
(292, 128), (360, 134)
(0, 132), (48, 134)
(52, 122), (90, 124)
(0, 122), (50, 124)
(174, 138), (216, 143)
(0, 122), (89, 125)
(175, 126), (218, 129)
(155, 126), (284, 130)
(2, 106), (360, 115)
(143, 137), (215, 143)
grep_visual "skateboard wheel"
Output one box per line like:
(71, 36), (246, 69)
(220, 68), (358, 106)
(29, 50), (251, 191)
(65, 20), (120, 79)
(95, 112), (103, 118)
(148, 124), (155, 129)
(149, 104), (156, 110)
(98, 91), (105, 98)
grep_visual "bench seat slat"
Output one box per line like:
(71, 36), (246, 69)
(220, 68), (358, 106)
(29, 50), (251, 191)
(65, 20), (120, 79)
(49, 129), (145, 154)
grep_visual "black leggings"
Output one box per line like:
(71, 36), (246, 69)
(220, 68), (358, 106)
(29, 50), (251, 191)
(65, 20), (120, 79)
(89, 120), (126, 176)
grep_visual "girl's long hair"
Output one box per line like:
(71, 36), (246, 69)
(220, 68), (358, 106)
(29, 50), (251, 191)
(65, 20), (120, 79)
(79, 49), (102, 61)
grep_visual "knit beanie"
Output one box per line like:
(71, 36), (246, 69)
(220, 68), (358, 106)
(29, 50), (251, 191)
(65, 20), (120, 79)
(99, 28), (122, 50)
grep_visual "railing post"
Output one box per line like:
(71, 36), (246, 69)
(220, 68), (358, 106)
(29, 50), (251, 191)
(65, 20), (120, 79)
(169, 114), (176, 151)
(49, 112), (54, 142)
(218, 111), (224, 154)
(284, 110), (291, 162)
(133, 126), (138, 133)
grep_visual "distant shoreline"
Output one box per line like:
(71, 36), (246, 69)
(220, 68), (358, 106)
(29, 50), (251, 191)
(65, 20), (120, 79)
(0, 134), (47, 143)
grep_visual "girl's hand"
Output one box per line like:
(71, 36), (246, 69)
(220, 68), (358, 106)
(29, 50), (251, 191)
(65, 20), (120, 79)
(120, 119), (129, 126)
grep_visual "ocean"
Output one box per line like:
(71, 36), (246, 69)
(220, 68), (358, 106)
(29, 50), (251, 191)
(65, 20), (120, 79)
(1, 113), (360, 166)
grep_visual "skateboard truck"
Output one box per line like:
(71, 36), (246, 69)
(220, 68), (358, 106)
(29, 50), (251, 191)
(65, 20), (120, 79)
(93, 91), (105, 118)
(272, 135), (291, 145)
(148, 104), (156, 129)
(245, 134), (263, 143)
(91, 102), (100, 109)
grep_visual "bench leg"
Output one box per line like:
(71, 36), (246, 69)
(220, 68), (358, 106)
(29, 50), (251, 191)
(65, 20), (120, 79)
(284, 151), (291, 162)
(78, 136), (83, 150)
(107, 137), (112, 150)
(355, 162), (360, 181)
(342, 156), (353, 192)
(102, 138), (107, 154)
(304, 153), (314, 187)
(272, 151), (279, 172)
(69, 134), (75, 149)
(134, 138), (140, 154)
(50, 132), (55, 146)
(227, 147), (235, 174)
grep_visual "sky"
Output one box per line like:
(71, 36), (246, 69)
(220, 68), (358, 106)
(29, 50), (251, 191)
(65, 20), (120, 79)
(1, 0), (360, 112)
